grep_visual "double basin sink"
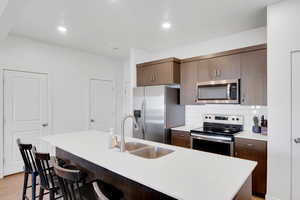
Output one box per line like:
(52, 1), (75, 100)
(118, 142), (174, 159)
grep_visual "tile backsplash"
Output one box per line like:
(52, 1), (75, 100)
(185, 105), (268, 131)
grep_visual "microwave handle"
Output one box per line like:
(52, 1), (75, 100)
(227, 83), (231, 100)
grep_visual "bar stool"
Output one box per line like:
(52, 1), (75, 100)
(53, 160), (108, 200)
(16, 139), (39, 200)
(32, 147), (63, 200)
(54, 157), (124, 200)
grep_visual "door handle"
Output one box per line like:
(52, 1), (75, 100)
(90, 119), (95, 123)
(294, 138), (300, 143)
(42, 123), (48, 127)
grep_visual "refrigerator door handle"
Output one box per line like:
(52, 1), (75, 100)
(141, 99), (146, 139)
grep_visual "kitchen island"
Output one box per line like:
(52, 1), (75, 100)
(43, 130), (256, 200)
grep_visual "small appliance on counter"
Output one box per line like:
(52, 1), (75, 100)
(191, 114), (244, 156)
(252, 116), (261, 133)
(261, 115), (268, 136)
(252, 115), (268, 135)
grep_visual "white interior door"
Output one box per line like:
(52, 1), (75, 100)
(4, 70), (49, 175)
(89, 79), (115, 132)
(292, 51), (300, 200)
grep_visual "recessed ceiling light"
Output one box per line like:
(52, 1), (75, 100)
(162, 22), (171, 30)
(57, 26), (67, 34)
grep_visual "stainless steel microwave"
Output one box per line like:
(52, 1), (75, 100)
(196, 79), (240, 104)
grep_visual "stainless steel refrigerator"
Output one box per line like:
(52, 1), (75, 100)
(133, 86), (185, 144)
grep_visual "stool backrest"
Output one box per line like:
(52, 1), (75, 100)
(32, 147), (56, 190)
(53, 161), (85, 200)
(16, 138), (37, 173)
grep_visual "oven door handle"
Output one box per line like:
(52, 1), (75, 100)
(191, 133), (233, 144)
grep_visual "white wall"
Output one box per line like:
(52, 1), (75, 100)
(267, 1), (300, 200)
(0, 35), (123, 177)
(145, 26), (266, 61)
(125, 27), (268, 132)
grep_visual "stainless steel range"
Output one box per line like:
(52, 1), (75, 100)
(191, 114), (244, 156)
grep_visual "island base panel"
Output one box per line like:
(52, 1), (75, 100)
(234, 175), (252, 200)
(56, 147), (252, 200)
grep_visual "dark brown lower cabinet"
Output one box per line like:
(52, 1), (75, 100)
(171, 130), (191, 148)
(235, 138), (267, 197)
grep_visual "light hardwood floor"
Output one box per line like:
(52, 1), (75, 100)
(0, 173), (264, 200)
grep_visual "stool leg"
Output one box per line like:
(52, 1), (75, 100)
(31, 173), (37, 200)
(49, 191), (55, 200)
(38, 188), (44, 200)
(22, 172), (29, 200)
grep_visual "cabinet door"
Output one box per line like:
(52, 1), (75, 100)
(180, 61), (198, 105)
(197, 59), (211, 82)
(240, 49), (267, 105)
(235, 138), (267, 196)
(141, 65), (157, 86)
(136, 66), (143, 87)
(171, 131), (191, 148)
(209, 54), (241, 80)
(141, 63), (174, 86)
(154, 62), (174, 85)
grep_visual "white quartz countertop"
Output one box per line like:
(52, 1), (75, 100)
(235, 131), (268, 141)
(43, 130), (256, 200)
(171, 124), (201, 132)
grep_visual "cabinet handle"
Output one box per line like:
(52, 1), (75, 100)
(241, 94), (246, 103)
(294, 138), (300, 143)
(218, 69), (221, 77)
(42, 123), (48, 127)
(247, 143), (254, 147)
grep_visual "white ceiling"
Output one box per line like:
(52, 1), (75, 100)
(11, 0), (281, 59)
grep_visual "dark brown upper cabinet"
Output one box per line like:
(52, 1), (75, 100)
(180, 61), (198, 105)
(180, 44), (267, 105)
(136, 58), (180, 86)
(197, 59), (211, 83)
(180, 55), (241, 105)
(240, 49), (267, 105)
(208, 54), (241, 80)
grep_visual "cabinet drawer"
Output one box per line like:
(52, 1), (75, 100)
(235, 138), (266, 156)
(171, 131), (191, 148)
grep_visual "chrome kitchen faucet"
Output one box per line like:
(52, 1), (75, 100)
(120, 115), (139, 152)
